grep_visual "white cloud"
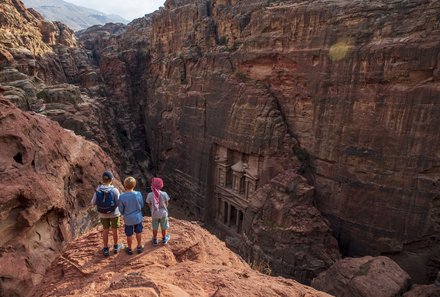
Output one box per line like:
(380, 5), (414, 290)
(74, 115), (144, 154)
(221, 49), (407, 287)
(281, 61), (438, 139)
(67, 0), (165, 20)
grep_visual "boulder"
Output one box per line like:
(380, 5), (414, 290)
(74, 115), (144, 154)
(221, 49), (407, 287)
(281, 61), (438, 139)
(242, 170), (341, 283)
(312, 256), (411, 297)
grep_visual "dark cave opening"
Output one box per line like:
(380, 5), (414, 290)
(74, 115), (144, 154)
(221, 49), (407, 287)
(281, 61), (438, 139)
(13, 152), (23, 164)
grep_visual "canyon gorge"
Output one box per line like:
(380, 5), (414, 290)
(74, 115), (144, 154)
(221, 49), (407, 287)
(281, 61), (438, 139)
(0, 0), (440, 296)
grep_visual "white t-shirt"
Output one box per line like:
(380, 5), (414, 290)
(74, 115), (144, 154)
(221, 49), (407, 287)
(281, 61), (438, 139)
(146, 191), (170, 219)
(91, 184), (121, 218)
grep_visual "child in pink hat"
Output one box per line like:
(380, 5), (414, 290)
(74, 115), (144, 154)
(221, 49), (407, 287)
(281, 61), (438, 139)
(146, 177), (171, 245)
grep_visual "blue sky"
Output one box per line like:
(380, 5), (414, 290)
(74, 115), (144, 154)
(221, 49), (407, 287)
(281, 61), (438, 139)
(67, 0), (165, 20)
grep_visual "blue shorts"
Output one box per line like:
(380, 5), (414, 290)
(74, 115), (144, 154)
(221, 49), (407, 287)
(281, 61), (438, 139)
(124, 223), (143, 236)
(152, 216), (169, 231)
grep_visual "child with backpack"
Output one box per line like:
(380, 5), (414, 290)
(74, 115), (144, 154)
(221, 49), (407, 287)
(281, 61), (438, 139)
(146, 177), (171, 245)
(91, 171), (123, 257)
(118, 176), (144, 255)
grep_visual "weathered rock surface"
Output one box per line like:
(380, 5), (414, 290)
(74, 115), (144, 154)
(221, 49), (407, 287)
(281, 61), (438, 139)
(2, 0), (440, 291)
(0, 98), (121, 297)
(0, 0), (77, 80)
(0, 1), (151, 189)
(0, 0), (53, 57)
(76, 22), (153, 184)
(241, 170), (341, 283)
(114, 0), (440, 283)
(403, 284), (440, 297)
(311, 256), (411, 297)
(32, 218), (331, 297)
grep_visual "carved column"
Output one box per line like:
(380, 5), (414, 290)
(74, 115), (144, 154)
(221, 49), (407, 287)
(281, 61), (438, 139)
(217, 194), (222, 219)
(236, 209), (241, 233)
(245, 174), (257, 200)
(215, 146), (229, 187)
(227, 202), (231, 227)
(232, 160), (245, 195)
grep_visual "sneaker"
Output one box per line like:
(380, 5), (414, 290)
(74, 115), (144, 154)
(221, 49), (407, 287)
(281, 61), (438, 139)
(152, 237), (158, 245)
(162, 234), (170, 245)
(136, 245), (144, 254)
(125, 247), (133, 255)
(102, 247), (110, 257)
(113, 243), (123, 254)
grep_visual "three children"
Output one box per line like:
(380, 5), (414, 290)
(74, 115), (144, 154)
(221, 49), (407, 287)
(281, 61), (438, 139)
(92, 172), (171, 256)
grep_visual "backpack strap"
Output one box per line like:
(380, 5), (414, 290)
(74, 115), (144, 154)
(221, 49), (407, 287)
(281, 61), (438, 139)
(159, 192), (168, 211)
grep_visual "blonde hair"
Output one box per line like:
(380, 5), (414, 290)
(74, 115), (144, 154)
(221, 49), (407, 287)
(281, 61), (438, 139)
(124, 176), (136, 190)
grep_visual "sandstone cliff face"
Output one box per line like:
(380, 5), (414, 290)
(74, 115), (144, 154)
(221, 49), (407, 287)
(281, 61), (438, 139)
(0, 0), (53, 57)
(77, 21), (151, 185)
(0, 0), (77, 80)
(0, 1), (151, 189)
(31, 218), (331, 297)
(1, 0), (440, 291)
(0, 98), (121, 297)
(121, 0), (440, 283)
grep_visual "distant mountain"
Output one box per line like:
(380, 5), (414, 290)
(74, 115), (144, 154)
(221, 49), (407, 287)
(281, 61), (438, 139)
(21, 0), (128, 31)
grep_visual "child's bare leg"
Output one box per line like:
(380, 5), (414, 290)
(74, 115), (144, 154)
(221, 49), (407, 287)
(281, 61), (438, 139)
(136, 233), (142, 247)
(127, 236), (133, 249)
(103, 229), (109, 247)
(161, 229), (167, 239)
(153, 229), (158, 239)
(111, 228), (119, 244)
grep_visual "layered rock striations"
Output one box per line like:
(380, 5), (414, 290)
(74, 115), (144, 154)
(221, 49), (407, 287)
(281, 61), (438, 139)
(0, 98), (121, 297)
(0, 0), (53, 57)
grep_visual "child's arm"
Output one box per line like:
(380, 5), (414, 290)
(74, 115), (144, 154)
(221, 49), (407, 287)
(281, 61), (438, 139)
(91, 192), (96, 205)
(164, 192), (170, 208)
(146, 194), (152, 208)
(138, 192), (144, 209)
(118, 194), (125, 215)
(114, 188), (120, 204)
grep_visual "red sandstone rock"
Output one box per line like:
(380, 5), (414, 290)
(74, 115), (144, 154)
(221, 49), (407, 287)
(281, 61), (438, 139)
(0, 1), (151, 191)
(0, 0), (78, 84)
(312, 256), (411, 297)
(31, 218), (331, 297)
(2, 0), (440, 291)
(241, 170), (341, 283)
(0, 0), (53, 56)
(0, 98), (121, 297)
